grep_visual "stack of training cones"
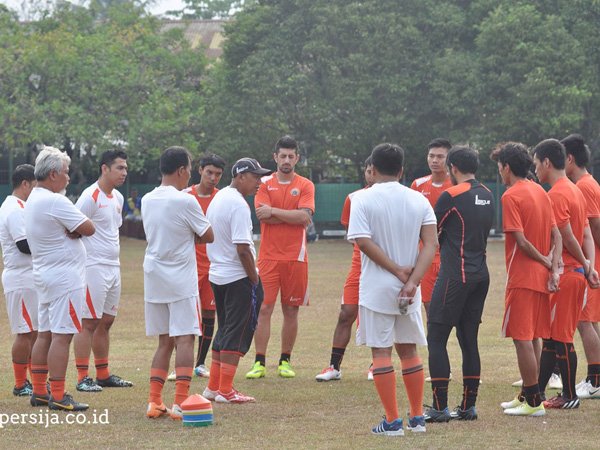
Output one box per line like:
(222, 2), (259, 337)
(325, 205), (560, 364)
(181, 394), (213, 427)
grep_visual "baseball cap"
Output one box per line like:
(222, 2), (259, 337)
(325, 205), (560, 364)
(231, 158), (272, 177)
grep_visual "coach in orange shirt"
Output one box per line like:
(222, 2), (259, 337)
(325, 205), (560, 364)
(411, 138), (453, 318)
(533, 139), (599, 409)
(562, 134), (600, 399)
(246, 136), (316, 379)
(492, 142), (562, 417)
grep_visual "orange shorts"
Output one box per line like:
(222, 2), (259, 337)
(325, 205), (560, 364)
(501, 288), (551, 340)
(580, 286), (600, 322)
(341, 268), (360, 305)
(258, 260), (309, 306)
(421, 262), (440, 303)
(550, 270), (586, 343)
(198, 273), (215, 311)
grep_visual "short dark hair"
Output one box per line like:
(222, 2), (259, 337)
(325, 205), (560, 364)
(532, 139), (565, 170)
(198, 153), (226, 170)
(490, 142), (532, 178)
(561, 134), (590, 168)
(427, 138), (452, 151)
(371, 143), (404, 176)
(447, 146), (479, 174)
(364, 155), (373, 168)
(275, 135), (298, 153)
(99, 150), (127, 173)
(12, 164), (35, 189)
(160, 146), (191, 175)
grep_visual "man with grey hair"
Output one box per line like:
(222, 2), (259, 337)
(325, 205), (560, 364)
(25, 146), (95, 411)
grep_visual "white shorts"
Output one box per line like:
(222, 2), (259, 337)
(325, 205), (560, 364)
(38, 289), (85, 334)
(83, 265), (121, 319)
(5, 289), (39, 334)
(356, 305), (427, 348)
(145, 297), (201, 337)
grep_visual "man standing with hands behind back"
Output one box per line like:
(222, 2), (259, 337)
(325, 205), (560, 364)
(246, 136), (315, 379)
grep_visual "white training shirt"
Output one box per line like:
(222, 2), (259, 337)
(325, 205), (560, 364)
(142, 185), (211, 303)
(0, 195), (33, 292)
(76, 182), (123, 266)
(207, 186), (257, 285)
(24, 187), (89, 302)
(347, 181), (436, 315)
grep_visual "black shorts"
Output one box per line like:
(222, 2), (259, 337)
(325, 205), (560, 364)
(211, 277), (264, 355)
(428, 275), (489, 327)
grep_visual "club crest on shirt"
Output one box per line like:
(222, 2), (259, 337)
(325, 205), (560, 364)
(290, 188), (300, 197)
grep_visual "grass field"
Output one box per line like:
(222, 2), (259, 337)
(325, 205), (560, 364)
(0, 238), (599, 449)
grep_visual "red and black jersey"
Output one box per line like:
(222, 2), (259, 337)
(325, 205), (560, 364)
(434, 179), (494, 282)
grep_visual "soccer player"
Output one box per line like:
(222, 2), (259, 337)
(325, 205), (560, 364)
(25, 147), (95, 411)
(411, 138), (453, 317)
(202, 158), (271, 403)
(425, 146), (494, 422)
(532, 138), (599, 409)
(73, 150), (133, 392)
(143, 147), (213, 420)
(562, 134), (600, 399)
(246, 136), (315, 379)
(348, 143), (437, 436)
(315, 157), (374, 382)
(0, 164), (38, 397)
(491, 142), (562, 417)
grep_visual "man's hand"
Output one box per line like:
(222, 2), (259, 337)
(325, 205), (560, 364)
(587, 269), (600, 289)
(255, 204), (273, 221)
(547, 271), (560, 292)
(66, 230), (81, 239)
(393, 266), (413, 284)
(399, 281), (417, 300)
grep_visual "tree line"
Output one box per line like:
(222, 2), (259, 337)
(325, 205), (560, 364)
(1, 0), (599, 190)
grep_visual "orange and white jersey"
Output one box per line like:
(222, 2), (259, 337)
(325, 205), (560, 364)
(76, 182), (124, 267)
(0, 195), (33, 292)
(255, 173), (315, 262)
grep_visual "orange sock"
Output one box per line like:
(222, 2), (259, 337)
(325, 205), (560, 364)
(28, 359), (32, 379)
(372, 356), (398, 422)
(31, 364), (48, 396)
(219, 362), (238, 394)
(75, 358), (89, 383)
(49, 377), (65, 401)
(12, 361), (28, 388)
(207, 351), (221, 392)
(401, 356), (425, 417)
(149, 368), (167, 404)
(95, 357), (110, 380)
(174, 366), (193, 406)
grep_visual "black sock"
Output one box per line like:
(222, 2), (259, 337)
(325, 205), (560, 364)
(523, 383), (542, 407)
(555, 341), (577, 399)
(279, 353), (291, 365)
(196, 317), (215, 366)
(553, 363), (560, 375)
(431, 379), (449, 411)
(255, 354), (266, 366)
(329, 347), (345, 371)
(587, 363), (600, 387)
(461, 378), (480, 409)
(538, 339), (556, 394)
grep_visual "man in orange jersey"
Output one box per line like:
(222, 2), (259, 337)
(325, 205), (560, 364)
(166, 154), (226, 381)
(491, 142), (562, 417)
(411, 138), (453, 318)
(562, 134), (600, 399)
(246, 136), (315, 379)
(532, 139), (599, 410)
(315, 156), (374, 382)
(0, 165), (38, 397)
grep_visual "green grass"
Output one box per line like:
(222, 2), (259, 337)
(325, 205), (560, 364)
(0, 238), (598, 449)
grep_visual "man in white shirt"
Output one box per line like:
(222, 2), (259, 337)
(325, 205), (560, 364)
(348, 143), (437, 436)
(73, 150), (132, 392)
(25, 147), (95, 411)
(200, 158), (270, 404)
(0, 164), (37, 397)
(143, 147), (213, 420)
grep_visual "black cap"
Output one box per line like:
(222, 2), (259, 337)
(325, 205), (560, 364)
(231, 158), (272, 177)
